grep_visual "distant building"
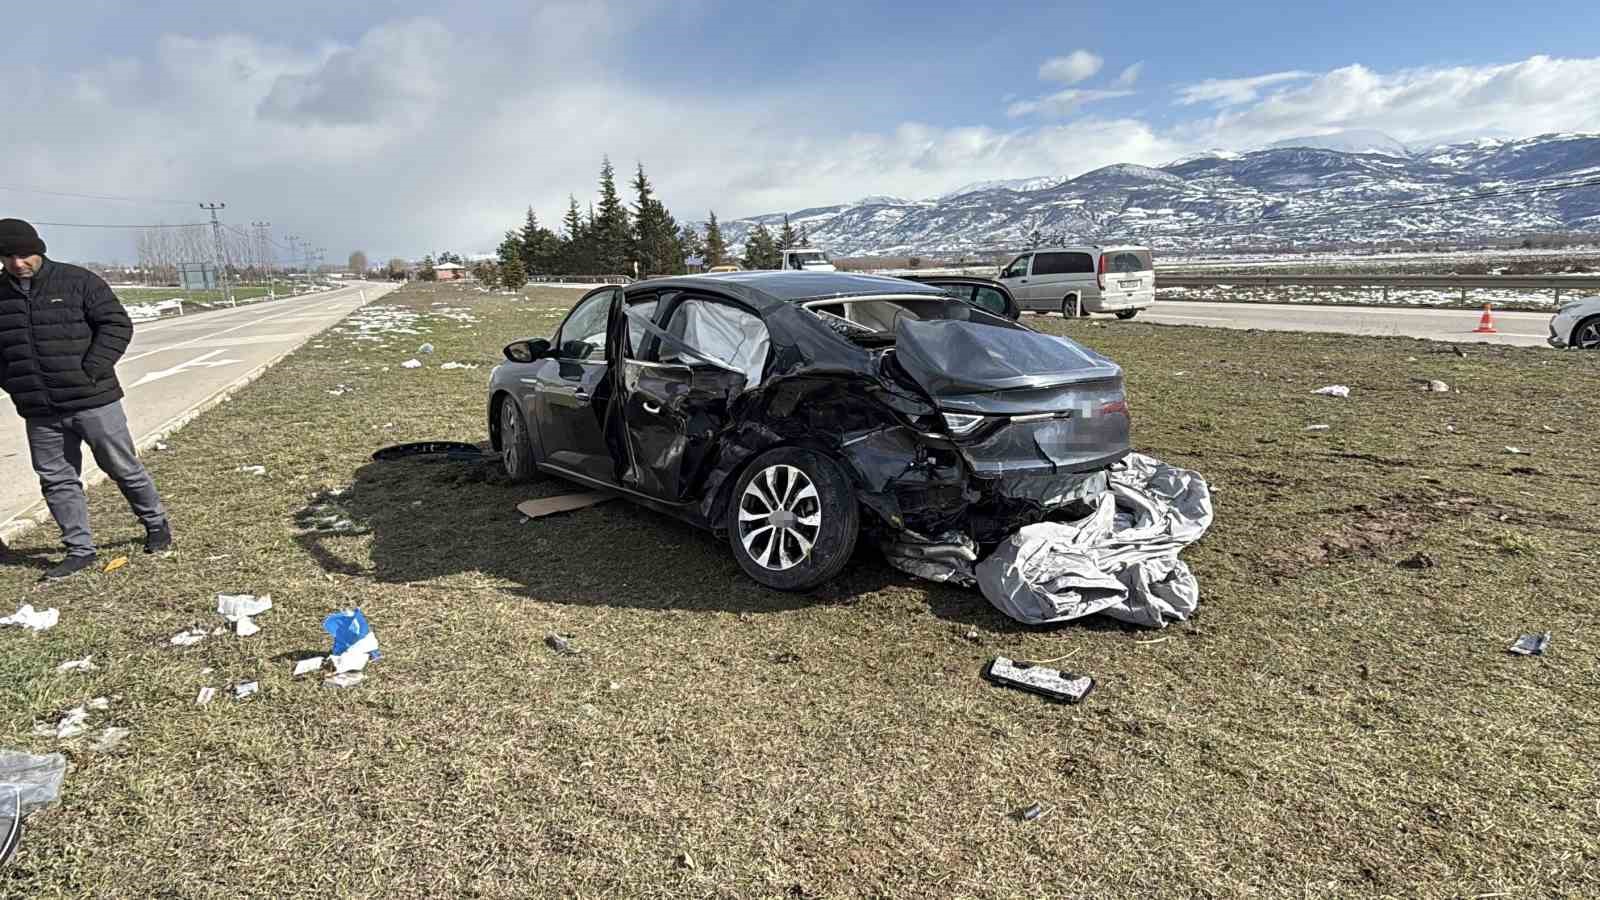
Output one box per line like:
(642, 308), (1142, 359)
(434, 262), (466, 281)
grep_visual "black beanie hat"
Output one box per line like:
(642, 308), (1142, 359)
(0, 219), (46, 257)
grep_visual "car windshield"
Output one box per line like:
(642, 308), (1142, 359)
(804, 294), (1002, 346)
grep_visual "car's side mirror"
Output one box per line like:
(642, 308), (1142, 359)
(503, 338), (550, 363)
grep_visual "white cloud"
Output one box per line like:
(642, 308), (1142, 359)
(1112, 62), (1144, 89)
(1176, 71), (1311, 107)
(1180, 56), (1600, 149)
(1006, 88), (1136, 119)
(1038, 51), (1103, 85)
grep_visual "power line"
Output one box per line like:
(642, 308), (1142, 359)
(0, 185), (195, 206)
(30, 220), (210, 229)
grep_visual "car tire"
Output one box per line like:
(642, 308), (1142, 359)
(498, 396), (537, 483)
(1574, 315), (1600, 350)
(1116, 309), (1139, 320)
(727, 447), (858, 591)
(1062, 296), (1086, 318)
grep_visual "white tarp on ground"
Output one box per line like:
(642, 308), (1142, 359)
(975, 453), (1213, 628)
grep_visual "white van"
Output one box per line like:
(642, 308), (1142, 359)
(997, 245), (1155, 318)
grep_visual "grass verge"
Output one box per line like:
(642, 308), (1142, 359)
(2, 282), (1597, 898)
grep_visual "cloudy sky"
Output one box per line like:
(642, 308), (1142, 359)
(8, 0), (1600, 263)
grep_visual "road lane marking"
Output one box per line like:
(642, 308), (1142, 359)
(127, 349), (243, 389)
(121, 294), (367, 364)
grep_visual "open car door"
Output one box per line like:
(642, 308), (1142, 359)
(604, 293), (769, 503)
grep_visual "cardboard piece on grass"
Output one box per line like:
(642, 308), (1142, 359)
(292, 656), (325, 677)
(517, 492), (614, 520)
(1, 604), (58, 632)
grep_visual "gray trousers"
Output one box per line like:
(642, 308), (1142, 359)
(25, 400), (167, 557)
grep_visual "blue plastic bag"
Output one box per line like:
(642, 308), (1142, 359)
(323, 609), (380, 670)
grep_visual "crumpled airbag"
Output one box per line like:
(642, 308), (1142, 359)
(975, 453), (1213, 628)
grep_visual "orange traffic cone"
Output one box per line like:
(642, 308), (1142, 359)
(1473, 303), (1497, 334)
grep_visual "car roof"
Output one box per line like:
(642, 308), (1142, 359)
(626, 271), (950, 309)
(1025, 245), (1150, 254)
(897, 274), (1006, 289)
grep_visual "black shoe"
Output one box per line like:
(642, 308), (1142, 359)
(44, 554), (98, 580)
(144, 524), (173, 554)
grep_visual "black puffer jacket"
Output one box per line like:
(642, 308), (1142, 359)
(0, 258), (133, 418)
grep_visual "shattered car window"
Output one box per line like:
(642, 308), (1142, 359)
(625, 298), (660, 357)
(804, 296), (990, 346)
(660, 298), (771, 385)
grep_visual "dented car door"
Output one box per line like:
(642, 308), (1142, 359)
(610, 295), (767, 503)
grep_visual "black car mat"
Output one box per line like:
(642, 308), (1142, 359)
(371, 441), (488, 462)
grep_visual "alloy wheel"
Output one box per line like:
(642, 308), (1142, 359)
(500, 402), (523, 476)
(737, 464), (821, 571)
(1577, 320), (1600, 350)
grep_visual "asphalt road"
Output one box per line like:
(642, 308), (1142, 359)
(1135, 300), (1553, 346)
(0, 282), (397, 541)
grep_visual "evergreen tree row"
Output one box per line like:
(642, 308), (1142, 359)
(494, 158), (810, 285)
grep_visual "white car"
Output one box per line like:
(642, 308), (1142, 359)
(1548, 296), (1600, 349)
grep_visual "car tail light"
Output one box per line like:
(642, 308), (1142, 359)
(941, 412), (986, 436)
(1097, 253), (1108, 291)
(1100, 398), (1129, 418)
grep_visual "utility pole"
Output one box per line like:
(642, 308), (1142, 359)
(200, 202), (235, 306)
(252, 221), (273, 298)
(285, 234), (300, 292)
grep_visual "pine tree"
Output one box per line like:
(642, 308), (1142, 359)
(678, 223), (705, 267)
(499, 256), (527, 290)
(519, 207), (558, 276)
(778, 214), (797, 251)
(797, 225), (810, 247)
(741, 223), (778, 269)
(593, 157), (632, 274)
(560, 195), (590, 275)
(497, 231), (524, 280)
(419, 253), (437, 282)
(704, 212), (728, 268)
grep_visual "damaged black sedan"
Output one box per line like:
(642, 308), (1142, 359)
(489, 272), (1130, 590)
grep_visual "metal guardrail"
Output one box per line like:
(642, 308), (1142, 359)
(1158, 273), (1600, 304)
(527, 274), (634, 285)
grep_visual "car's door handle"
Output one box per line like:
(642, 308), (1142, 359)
(518, 377), (539, 386)
(573, 390), (590, 401)
(1019, 279), (1028, 283)
(642, 401), (661, 415)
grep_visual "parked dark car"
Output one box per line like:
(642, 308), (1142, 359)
(489, 272), (1130, 590)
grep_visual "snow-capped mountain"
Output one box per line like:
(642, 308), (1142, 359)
(713, 132), (1600, 256)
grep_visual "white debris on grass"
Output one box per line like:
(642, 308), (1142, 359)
(1426, 380), (1450, 392)
(217, 593), (271, 637)
(154, 441), (170, 451)
(233, 681), (260, 700)
(92, 727), (131, 752)
(1303, 424), (1331, 432)
(292, 657), (325, 677)
(36, 706), (90, 739)
(1505, 447), (1531, 455)
(439, 362), (480, 370)
(195, 686), (216, 706)
(1, 604), (59, 631)
(418, 343), (434, 353)
(169, 628), (207, 647)
(238, 465), (267, 476)
(86, 697), (111, 711)
(400, 359), (423, 369)
(1312, 385), (1351, 398)
(57, 656), (98, 672)
(323, 672), (366, 688)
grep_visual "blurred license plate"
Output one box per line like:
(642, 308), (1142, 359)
(1119, 279), (1140, 288)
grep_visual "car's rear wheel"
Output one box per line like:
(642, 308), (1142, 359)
(1116, 309), (1139, 320)
(498, 396), (537, 483)
(1574, 316), (1600, 350)
(1062, 296), (1086, 318)
(727, 448), (858, 591)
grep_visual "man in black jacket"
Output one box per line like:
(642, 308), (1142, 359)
(0, 219), (172, 578)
